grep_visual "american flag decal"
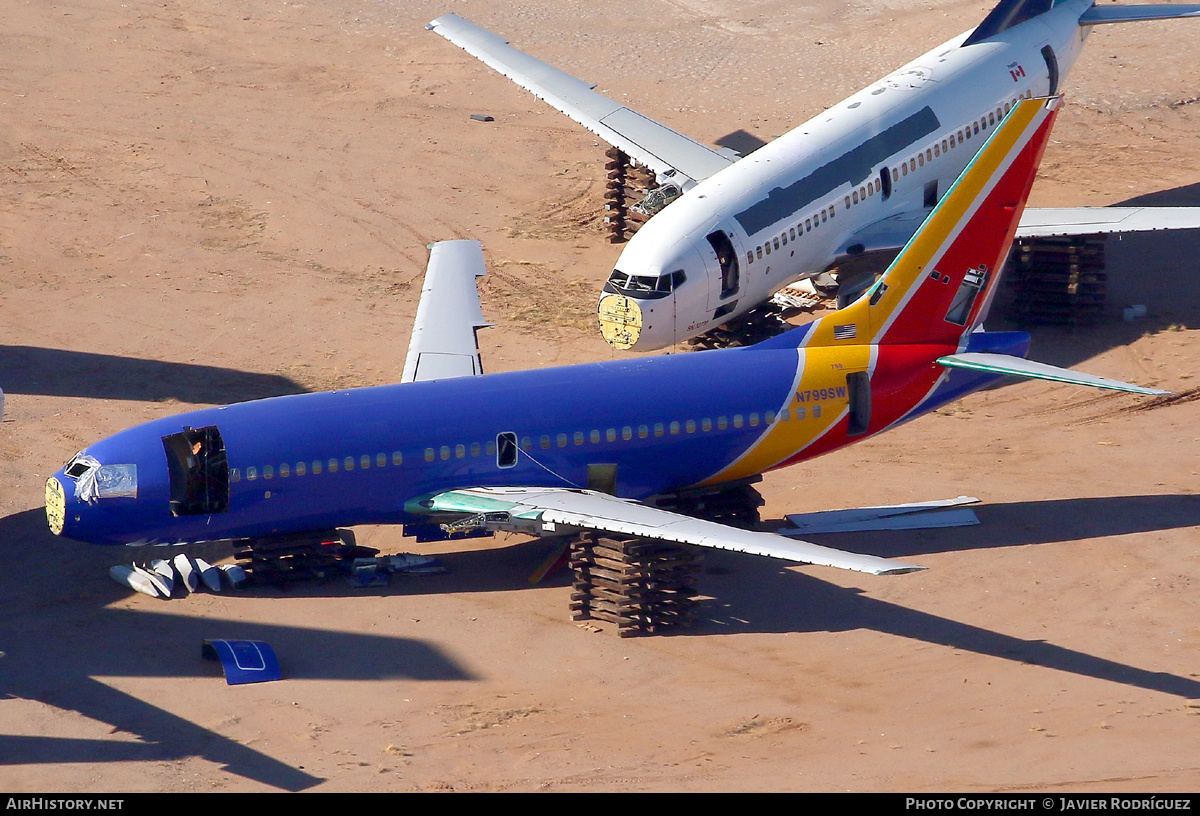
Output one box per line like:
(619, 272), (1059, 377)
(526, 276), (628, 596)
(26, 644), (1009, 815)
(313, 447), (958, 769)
(833, 324), (857, 339)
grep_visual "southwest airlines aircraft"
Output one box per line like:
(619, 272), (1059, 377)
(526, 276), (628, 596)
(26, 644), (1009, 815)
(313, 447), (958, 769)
(46, 97), (1167, 580)
(428, 0), (1200, 350)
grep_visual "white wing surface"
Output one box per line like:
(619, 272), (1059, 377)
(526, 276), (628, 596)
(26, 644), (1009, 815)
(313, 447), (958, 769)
(1079, 4), (1200, 26)
(426, 14), (736, 187)
(424, 486), (925, 576)
(1017, 207), (1200, 238)
(838, 206), (1200, 261)
(401, 240), (492, 384)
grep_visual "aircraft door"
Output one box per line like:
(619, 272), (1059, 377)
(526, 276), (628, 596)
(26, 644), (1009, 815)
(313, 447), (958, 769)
(1041, 45), (1059, 95)
(846, 371), (871, 436)
(706, 230), (740, 302)
(702, 228), (749, 325)
(162, 426), (230, 516)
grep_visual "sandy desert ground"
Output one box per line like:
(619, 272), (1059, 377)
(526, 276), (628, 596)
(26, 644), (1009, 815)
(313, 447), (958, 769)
(2, 0), (1200, 793)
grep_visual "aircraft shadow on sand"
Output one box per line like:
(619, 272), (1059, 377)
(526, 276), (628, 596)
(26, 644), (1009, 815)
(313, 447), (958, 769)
(780, 493), (1200, 559)
(685, 493), (1200, 699)
(11, 485), (1199, 736)
(0, 509), (474, 791)
(691, 557), (1200, 700)
(714, 129), (769, 157)
(0, 346), (309, 405)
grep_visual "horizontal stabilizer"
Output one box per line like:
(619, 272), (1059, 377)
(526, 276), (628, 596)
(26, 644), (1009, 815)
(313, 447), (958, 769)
(427, 14), (735, 186)
(937, 352), (1171, 395)
(1080, 4), (1200, 26)
(424, 487), (925, 575)
(401, 240), (492, 384)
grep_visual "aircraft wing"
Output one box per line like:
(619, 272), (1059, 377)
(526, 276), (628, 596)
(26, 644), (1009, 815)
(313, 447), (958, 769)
(1016, 207), (1200, 238)
(401, 240), (492, 383)
(1080, 4), (1200, 26)
(422, 486), (925, 576)
(426, 14), (737, 187)
(837, 206), (1200, 263)
(937, 352), (1171, 396)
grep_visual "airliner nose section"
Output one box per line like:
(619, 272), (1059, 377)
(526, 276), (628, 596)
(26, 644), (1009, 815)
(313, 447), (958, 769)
(46, 445), (150, 544)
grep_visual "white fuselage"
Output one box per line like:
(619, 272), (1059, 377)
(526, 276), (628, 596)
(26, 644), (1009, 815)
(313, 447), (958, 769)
(606, 0), (1091, 350)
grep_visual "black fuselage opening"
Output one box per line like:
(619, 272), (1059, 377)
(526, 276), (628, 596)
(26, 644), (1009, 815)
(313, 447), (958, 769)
(707, 231), (740, 299)
(163, 425), (230, 516)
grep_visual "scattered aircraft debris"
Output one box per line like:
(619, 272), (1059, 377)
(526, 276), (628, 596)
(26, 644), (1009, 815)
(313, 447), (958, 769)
(202, 639), (282, 685)
(780, 497), (981, 535)
(109, 564), (160, 598)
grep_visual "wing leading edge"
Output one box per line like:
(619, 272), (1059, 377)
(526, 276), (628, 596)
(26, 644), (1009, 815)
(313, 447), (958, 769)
(1079, 4), (1200, 26)
(420, 487), (926, 576)
(426, 14), (736, 187)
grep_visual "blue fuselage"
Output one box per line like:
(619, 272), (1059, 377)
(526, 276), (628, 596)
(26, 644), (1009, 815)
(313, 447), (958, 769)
(48, 328), (1028, 546)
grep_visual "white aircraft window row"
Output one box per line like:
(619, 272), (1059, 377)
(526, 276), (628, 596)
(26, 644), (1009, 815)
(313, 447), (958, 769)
(748, 205), (835, 266)
(745, 91), (1030, 269)
(891, 91), (1031, 186)
(225, 401), (840, 483)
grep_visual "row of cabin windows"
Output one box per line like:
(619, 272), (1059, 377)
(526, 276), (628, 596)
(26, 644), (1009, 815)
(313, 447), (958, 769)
(232, 450), (408, 482)
(748, 205), (836, 265)
(888, 92), (1032, 186)
(747, 91), (1033, 264)
(227, 402), (831, 482)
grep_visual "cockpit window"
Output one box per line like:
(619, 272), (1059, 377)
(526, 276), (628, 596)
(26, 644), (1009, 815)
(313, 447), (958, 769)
(61, 453), (138, 503)
(604, 268), (683, 299)
(64, 455), (95, 479)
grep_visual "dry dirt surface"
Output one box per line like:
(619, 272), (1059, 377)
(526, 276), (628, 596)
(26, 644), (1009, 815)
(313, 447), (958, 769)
(2, 0), (1200, 793)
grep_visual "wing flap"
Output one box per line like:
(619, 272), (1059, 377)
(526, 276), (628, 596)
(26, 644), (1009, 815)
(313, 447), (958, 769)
(426, 487), (925, 576)
(427, 14), (735, 185)
(401, 240), (492, 384)
(937, 352), (1171, 395)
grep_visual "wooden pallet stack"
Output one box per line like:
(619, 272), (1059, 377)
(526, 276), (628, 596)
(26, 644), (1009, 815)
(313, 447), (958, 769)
(1005, 235), (1107, 325)
(603, 147), (630, 243)
(602, 147), (656, 243)
(570, 533), (702, 637)
(233, 529), (367, 585)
